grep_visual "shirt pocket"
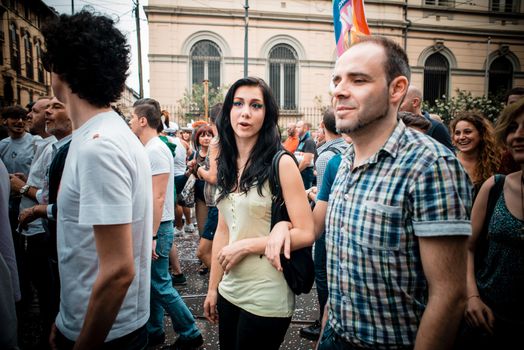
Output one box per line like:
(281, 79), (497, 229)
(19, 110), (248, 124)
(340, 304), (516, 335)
(248, 198), (270, 219)
(354, 200), (403, 251)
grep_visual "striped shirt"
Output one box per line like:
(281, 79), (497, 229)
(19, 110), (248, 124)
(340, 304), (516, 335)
(325, 121), (472, 349)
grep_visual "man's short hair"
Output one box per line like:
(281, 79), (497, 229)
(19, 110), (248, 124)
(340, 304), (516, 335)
(2, 106), (28, 119)
(134, 98), (161, 116)
(354, 36), (411, 84)
(322, 108), (339, 135)
(42, 10), (130, 108)
(134, 104), (161, 130)
(398, 111), (431, 133)
(505, 87), (524, 104)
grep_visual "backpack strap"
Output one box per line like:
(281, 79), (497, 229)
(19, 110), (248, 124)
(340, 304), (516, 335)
(268, 149), (297, 201)
(268, 149), (298, 229)
(320, 145), (342, 156)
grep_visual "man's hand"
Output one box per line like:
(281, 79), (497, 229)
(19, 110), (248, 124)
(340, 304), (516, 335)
(49, 323), (58, 350)
(464, 296), (495, 334)
(9, 173), (26, 193)
(12, 172), (27, 182)
(151, 239), (159, 260)
(18, 205), (46, 229)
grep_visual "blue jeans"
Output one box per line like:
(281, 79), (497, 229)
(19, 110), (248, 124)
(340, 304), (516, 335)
(147, 221), (201, 340)
(314, 232), (328, 320)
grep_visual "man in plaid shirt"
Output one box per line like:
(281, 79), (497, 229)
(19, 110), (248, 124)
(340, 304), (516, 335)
(319, 36), (472, 349)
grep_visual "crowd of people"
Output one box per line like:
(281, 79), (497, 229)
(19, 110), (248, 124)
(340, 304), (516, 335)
(1, 8), (523, 350)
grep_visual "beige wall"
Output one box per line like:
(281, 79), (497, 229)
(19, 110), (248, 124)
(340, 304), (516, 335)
(146, 0), (524, 112)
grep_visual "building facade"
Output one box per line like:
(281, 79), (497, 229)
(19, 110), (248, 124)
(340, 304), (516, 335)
(0, 0), (56, 108)
(145, 0), (524, 124)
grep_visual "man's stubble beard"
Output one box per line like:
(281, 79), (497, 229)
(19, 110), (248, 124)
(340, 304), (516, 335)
(337, 95), (391, 135)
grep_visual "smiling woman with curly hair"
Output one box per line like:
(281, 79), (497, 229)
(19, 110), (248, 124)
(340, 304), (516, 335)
(450, 111), (501, 198)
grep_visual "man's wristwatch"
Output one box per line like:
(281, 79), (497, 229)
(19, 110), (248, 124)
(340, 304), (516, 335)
(20, 184), (31, 195)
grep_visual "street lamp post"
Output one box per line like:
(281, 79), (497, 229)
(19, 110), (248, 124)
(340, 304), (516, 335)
(244, 0), (249, 78)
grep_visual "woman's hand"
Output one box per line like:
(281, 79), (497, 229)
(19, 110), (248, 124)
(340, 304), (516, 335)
(464, 296), (495, 334)
(217, 241), (249, 273)
(265, 221), (292, 271)
(203, 289), (219, 324)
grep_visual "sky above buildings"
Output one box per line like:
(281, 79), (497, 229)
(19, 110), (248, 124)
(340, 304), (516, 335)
(42, 0), (150, 96)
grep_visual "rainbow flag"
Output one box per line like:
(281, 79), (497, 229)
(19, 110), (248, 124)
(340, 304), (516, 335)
(333, 0), (371, 57)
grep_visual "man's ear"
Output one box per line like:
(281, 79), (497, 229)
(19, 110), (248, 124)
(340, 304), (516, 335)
(412, 97), (421, 109)
(389, 76), (409, 105)
(138, 116), (147, 127)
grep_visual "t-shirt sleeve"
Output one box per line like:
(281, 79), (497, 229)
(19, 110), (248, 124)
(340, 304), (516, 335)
(410, 155), (472, 237)
(77, 138), (134, 225)
(147, 143), (171, 176)
(317, 155), (341, 202)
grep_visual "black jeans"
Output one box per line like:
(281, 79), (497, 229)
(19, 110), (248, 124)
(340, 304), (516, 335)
(217, 293), (291, 350)
(55, 324), (148, 350)
(21, 232), (58, 338)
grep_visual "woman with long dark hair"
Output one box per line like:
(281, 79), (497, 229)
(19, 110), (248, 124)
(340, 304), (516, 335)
(203, 77), (314, 349)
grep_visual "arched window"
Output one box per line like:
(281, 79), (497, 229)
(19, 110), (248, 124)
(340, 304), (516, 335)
(35, 40), (44, 83)
(23, 31), (33, 79)
(488, 56), (513, 97)
(423, 52), (449, 105)
(269, 44), (297, 110)
(190, 40), (221, 90)
(9, 22), (20, 74)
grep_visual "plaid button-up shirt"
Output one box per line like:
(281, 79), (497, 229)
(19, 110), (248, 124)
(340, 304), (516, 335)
(325, 121), (472, 349)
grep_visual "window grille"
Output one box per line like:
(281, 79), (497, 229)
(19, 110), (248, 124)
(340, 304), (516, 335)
(488, 56), (513, 97)
(269, 44), (297, 110)
(190, 40), (221, 90)
(424, 0), (454, 7)
(9, 23), (20, 74)
(35, 41), (44, 83)
(491, 0), (518, 12)
(423, 53), (449, 106)
(24, 32), (33, 79)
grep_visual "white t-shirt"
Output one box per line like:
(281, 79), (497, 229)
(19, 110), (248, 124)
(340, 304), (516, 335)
(145, 137), (175, 222)
(170, 136), (187, 177)
(55, 111), (153, 341)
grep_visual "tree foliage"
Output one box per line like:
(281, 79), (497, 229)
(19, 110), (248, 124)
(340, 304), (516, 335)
(177, 83), (226, 119)
(423, 89), (505, 125)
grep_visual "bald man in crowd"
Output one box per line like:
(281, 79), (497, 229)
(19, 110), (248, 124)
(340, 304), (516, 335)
(399, 85), (454, 150)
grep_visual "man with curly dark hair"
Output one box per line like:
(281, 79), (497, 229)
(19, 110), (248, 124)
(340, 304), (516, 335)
(42, 10), (153, 350)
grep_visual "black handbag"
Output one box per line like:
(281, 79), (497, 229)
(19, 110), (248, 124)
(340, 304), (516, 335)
(268, 149), (315, 295)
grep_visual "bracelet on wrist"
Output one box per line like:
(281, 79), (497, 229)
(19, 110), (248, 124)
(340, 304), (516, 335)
(152, 236), (158, 240)
(467, 294), (480, 300)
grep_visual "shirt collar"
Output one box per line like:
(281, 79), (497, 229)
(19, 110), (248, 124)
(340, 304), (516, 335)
(53, 134), (72, 151)
(344, 120), (406, 168)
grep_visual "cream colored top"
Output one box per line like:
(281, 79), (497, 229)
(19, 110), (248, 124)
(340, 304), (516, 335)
(217, 181), (295, 318)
